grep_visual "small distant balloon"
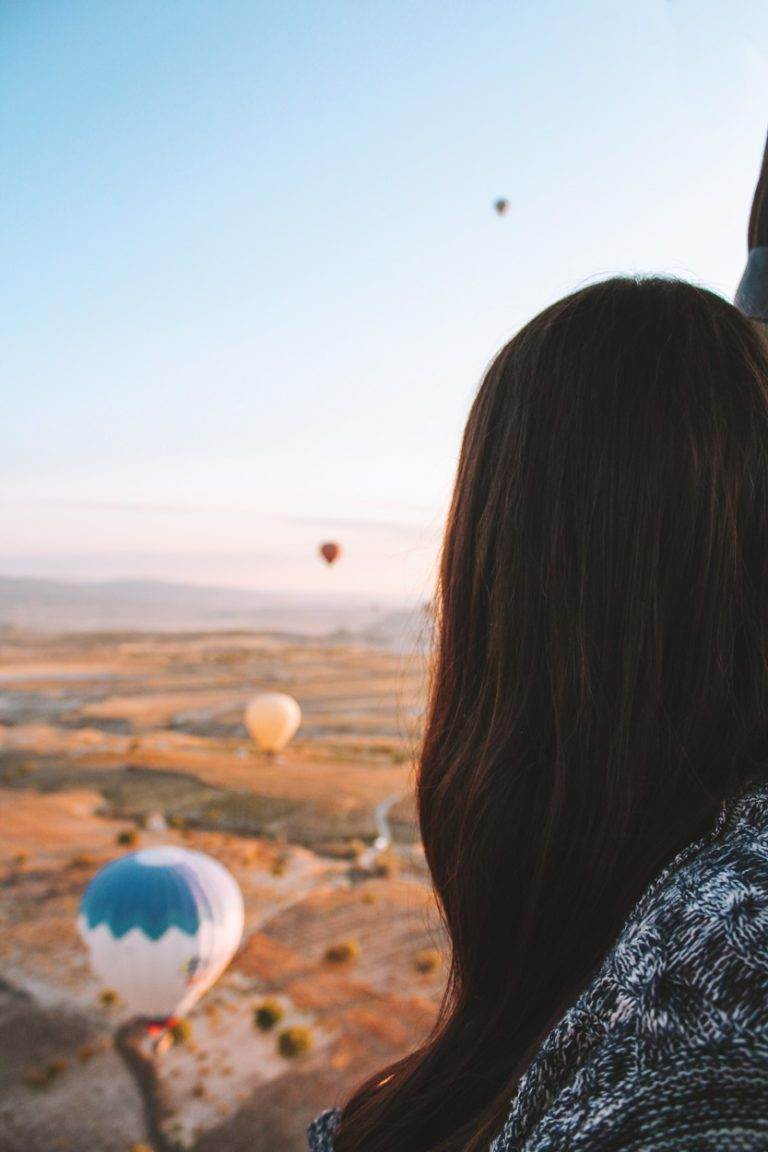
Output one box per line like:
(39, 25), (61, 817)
(494, 198), (509, 216)
(319, 541), (341, 565)
(78, 847), (244, 1026)
(245, 692), (301, 754)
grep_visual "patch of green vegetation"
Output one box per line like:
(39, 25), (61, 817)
(22, 1058), (68, 1089)
(277, 1026), (314, 1058)
(324, 938), (361, 964)
(413, 948), (442, 974)
(0, 750), (48, 785)
(193, 791), (297, 834)
(370, 852), (399, 878)
(254, 999), (284, 1031)
(169, 1018), (192, 1045)
(315, 838), (365, 861)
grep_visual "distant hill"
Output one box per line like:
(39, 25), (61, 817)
(0, 576), (427, 647)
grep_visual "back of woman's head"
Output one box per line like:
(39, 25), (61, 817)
(336, 277), (768, 1152)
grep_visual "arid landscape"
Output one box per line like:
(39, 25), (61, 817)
(0, 614), (444, 1152)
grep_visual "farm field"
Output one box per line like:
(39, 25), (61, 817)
(0, 628), (443, 1152)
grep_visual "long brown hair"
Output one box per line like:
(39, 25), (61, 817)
(335, 277), (768, 1152)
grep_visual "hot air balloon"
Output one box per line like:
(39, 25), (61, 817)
(319, 541), (341, 565)
(245, 692), (301, 754)
(77, 847), (244, 1026)
(494, 198), (509, 215)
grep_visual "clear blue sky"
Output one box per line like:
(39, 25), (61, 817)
(3, 1), (768, 600)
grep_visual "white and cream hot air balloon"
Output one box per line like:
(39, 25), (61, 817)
(245, 692), (301, 754)
(77, 846), (244, 1027)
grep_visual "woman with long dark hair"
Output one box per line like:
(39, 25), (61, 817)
(309, 137), (768, 1151)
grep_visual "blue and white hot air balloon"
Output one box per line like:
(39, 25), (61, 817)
(77, 846), (244, 1025)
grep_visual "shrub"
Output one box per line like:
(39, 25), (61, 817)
(69, 853), (96, 869)
(169, 1018), (192, 1045)
(323, 939), (361, 964)
(12, 852), (28, 867)
(371, 852), (398, 878)
(361, 891), (376, 905)
(253, 999), (283, 1032)
(270, 853), (288, 877)
(414, 948), (442, 974)
(277, 1026), (313, 1058)
(192, 1082), (205, 1098)
(22, 1065), (51, 1089)
(100, 988), (118, 1007)
(116, 828), (138, 847)
(23, 1059), (68, 1089)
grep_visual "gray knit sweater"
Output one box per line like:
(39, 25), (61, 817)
(308, 779), (768, 1150)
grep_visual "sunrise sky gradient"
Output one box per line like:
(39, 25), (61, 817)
(3, 1), (768, 601)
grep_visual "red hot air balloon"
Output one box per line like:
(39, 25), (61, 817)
(320, 542), (341, 565)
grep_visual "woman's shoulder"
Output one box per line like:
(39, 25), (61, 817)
(596, 780), (768, 1041)
(494, 782), (768, 1151)
(307, 1106), (342, 1152)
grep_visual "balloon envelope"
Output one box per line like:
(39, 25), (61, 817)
(245, 692), (301, 753)
(319, 541), (341, 564)
(494, 198), (509, 215)
(77, 847), (244, 1021)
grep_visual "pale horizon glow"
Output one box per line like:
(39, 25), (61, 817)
(3, 2), (768, 600)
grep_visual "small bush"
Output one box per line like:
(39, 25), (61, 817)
(254, 999), (283, 1032)
(323, 938), (361, 964)
(270, 853), (288, 877)
(413, 948), (442, 974)
(277, 1026), (314, 1058)
(130, 1144), (155, 1152)
(169, 1018), (192, 1046)
(100, 988), (118, 1007)
(69, 853), (96, 869)
(12, 852), (28, 867)
(168, 814), (187, 830)
(192, 1082), (205, 1098)
(23, 1059), (68, 1089)
(116, 828), (138, 847)
(361, 891), (376, 905)
(371, 852), (398, 879)
(22, 1065), (51, 1089)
